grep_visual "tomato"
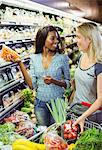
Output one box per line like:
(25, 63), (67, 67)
(72, 126), (78, 132)
(61, 143), (68, 149)
(67, 119), (73, 124)
(64, 133), (68, 139)
(64, 129), (68, 134)
(71, 132), (77, 139)
(67, 133), (73, 139)
(63, 124), (67, 129)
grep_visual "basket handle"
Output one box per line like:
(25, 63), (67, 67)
(81, 101), (102, 110)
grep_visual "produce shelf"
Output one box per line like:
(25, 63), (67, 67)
(0, 21), (38, 27)
(0, 79), (24, 95)
(0, 99), (24, 121)
(0, 38), (35, 45)
(0, 57), (30, 71)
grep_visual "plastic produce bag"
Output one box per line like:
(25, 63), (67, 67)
(44, 131), (68, 150)
(1, 44), (20, 61)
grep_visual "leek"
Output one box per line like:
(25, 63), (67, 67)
(46, 98), (68, 125)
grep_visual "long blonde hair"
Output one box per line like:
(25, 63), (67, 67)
(77, 22), (102, 63)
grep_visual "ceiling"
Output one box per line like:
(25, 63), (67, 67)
(31, 0), (102, 23)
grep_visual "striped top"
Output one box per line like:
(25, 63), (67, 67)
(72, 57), (102, 115)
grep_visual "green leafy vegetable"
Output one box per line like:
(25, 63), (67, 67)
(21, 88), (34, 103)
(74, 128), (102, 150)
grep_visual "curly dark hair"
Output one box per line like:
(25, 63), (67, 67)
(35, 25), (61, 54)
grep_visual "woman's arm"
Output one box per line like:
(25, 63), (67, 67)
(2, 52), (33, 89)
(18, 61), (33, 89)
(73, 73), (102, 132)
(43, 55), (70, 89)
(43, 76), (67, 88)
(74, 98), (102, 132)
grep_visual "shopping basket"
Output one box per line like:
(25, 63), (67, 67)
(43, 102), (102, 145)
(29, 102), (102, 144)
(66, 102), (102, 130)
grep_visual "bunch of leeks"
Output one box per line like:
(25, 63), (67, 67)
(47, 98), (68, 125)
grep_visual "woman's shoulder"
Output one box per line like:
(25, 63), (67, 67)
(95, 62), (102, 76)
(30, 53), (41, 60)
(57, 53), (69, 61)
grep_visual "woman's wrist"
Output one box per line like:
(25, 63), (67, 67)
(52, 78), (67, 88)
(17, 59), (22, 64)
(80, 113), (87, 120)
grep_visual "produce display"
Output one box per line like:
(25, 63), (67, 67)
(0, 123), (25, 145)
(21, 88), (35, 116)
(0, 110), (46, 145)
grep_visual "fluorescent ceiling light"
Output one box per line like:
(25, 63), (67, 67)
(0, 0), (91, 22)
(52, 2), (70, 8)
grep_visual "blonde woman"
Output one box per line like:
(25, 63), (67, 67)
(71, 22), (102, 132)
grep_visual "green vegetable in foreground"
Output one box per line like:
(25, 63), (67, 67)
(74, 128), (102, 150)
(46, 98), (68, 124)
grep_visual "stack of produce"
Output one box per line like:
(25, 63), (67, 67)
(3, 110), (37, 139)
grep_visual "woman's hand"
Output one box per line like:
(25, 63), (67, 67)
(73, 116), (85, 133)
(43, 76), (54, 84)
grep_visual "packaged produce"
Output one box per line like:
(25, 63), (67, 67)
(1, 44), (20, 61)
(62, 120), (79, 144)
(44, 131), (68, 150)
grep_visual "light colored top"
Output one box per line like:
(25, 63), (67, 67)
(29, 53), (70, 102)
(72, 58), (102, 115)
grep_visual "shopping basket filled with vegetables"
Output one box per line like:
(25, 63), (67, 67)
(40, 99), (102, 150)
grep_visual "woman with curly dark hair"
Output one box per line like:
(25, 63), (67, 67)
(5, 25), (70, 126)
